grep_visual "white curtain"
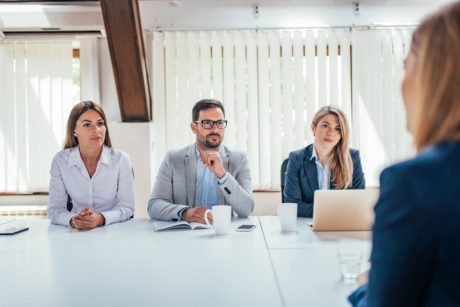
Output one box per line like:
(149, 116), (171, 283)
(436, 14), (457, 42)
(79, 38), (101, 103)
(0, 41), (73, 192)
(151, 29), (352, 190)
(351, 28), (415, 186)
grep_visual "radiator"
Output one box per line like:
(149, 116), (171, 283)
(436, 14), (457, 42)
(0, 206), (47, 217)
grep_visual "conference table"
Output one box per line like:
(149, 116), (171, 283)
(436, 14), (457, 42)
(259, 216), (371, 307)
(0, 216), (371, 307)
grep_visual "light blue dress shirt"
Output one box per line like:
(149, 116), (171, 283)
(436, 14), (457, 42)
(311, 146), (331, 190)
(194, 147), (228, 208)
(48, 145), (135, 226)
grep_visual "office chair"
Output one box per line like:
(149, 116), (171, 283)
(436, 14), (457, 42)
(67, 195), (73, 211)
(280, 158), (289, 202)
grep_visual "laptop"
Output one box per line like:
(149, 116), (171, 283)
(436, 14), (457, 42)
(311, 189), (379, 231)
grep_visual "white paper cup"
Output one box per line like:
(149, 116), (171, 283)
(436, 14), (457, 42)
(277, 203), (298, 232)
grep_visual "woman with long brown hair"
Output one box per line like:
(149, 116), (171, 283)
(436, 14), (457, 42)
(283, 105), (365, 217)
(349, 2), (460, 305)
(48, 101), (134, 230)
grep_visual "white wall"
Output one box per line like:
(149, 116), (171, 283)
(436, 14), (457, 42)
(98, 38), (121, 121)
(109, 122), (154, 218)
(0, 1), (454, 31)
(138, 2), (452, 30)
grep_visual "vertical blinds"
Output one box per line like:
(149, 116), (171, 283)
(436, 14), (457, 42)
(352, 29), (415, 184)
(0, 29), (414, 192)
(152, 29), (356, 190)
(0, 41), (73, 192)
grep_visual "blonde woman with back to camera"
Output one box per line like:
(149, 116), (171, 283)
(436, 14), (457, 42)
(48, 101), (135, 230)
(349, 2), (460, 306)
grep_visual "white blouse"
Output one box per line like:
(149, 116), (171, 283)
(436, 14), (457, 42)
(48, 145), (135, 226)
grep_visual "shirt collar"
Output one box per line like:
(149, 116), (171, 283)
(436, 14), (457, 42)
(99, 146), (111, 166)
(310, 144), (330, 171)
(67, 146), (81, 167)
(310, 144), (319, 162)
(67, 145), (111, 167)
(195, 145), (200, 159)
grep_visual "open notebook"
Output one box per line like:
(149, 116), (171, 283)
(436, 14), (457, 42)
(152, 220), (212, 231)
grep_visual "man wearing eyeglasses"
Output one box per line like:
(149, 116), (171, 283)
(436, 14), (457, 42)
(148, 99), (254, 222)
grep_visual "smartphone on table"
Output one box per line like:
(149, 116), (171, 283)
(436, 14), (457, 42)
(235, 224), (256, 232)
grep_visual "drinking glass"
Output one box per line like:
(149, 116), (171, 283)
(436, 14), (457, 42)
(337, 239), (364, 283)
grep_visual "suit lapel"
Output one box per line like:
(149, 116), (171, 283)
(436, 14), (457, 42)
(219, 146), (230, 171)
(304, 145), (320, 191)
(217, 146), (230, 205)
(329, 179), (336, 190)
(185, 144), (197, 206)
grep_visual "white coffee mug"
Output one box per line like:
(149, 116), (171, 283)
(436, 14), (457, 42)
(278, 203), (298, 232)
(204, 205), (231, 235)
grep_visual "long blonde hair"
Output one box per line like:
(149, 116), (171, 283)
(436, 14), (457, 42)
(410, 2), (460, 150)
(64, 101), (112, 149)
(312, 105), (353, 189)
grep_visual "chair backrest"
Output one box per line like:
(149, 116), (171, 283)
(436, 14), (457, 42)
(67, 195), (73, 212)
(280, 158), (289, 202)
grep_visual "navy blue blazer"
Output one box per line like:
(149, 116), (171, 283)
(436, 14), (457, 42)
(349, 142), (460, 307)
(283, 144), (365, 217)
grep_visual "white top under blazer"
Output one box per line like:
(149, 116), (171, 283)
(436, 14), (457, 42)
(48, 145), (135, 226)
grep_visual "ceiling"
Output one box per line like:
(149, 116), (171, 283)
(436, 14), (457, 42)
(0, 0), (452, 4)
(0, 0), (456, 31)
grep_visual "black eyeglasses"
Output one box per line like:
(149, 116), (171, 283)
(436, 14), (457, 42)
(194, 120), (228, 129)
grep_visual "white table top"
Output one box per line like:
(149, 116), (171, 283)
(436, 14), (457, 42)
(271, 248), (362, 307)
(259, 216), (372, 306)
(0, 217), (16, 226)
(0, 217), (283, 307)
(1, 216), (372, 307)
(259, 216), (372, 249)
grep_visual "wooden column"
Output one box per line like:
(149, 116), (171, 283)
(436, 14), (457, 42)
(100, 0), (151, 121)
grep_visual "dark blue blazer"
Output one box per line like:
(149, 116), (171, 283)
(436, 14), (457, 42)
(283, 144), (365, 217)
(349, 142), (460, 307)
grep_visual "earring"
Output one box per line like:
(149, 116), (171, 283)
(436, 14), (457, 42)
(73, 133), (77, 137)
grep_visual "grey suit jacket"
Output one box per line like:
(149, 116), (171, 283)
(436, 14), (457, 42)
(148, 144), (254, 221)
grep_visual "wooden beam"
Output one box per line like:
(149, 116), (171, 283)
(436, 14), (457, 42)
(100, 0), (151, 122)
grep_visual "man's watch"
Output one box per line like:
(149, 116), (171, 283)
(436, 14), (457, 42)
(178, 207), (188, 220)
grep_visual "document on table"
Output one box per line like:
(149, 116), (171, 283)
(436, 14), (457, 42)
(152, 220), (212, 231)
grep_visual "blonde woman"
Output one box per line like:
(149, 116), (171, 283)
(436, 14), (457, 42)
(48, 101), (134, 230)
(283, 105), (365, 217)
(349, 2), (460, 306)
